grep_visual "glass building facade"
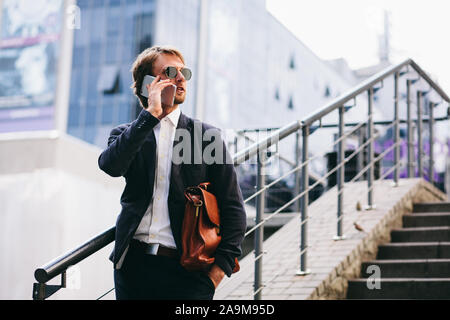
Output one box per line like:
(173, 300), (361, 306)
(67, 0), (200, 148)
(67, 0), (158, 146)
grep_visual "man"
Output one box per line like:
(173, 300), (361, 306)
(98, 45), (247, 300)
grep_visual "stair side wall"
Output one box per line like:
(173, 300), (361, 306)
(313, 180), (447, 299)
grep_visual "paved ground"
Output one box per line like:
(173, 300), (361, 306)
(214, 178), (445, 300)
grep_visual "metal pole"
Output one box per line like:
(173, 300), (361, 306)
(406, 80), (414, 178)
(194, 0), (208, 120)
(394, 72), (400, 185)
(335, 106), (345, 239)
(356, 126), (364, 181)
(297, 125), (310, 275)
(366, 88), (375, 209)
(54, 0), (76, 133)
(254, 151), (266, 300)
(429, 102), (435, 185)
(294, 130), (301, 213)
(417, 91), (423, 178)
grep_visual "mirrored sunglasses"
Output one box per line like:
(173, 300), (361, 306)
(164, 66), (192, 81)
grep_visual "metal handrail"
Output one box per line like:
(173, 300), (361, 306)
(302, 59), (449, 126)
(32, 58), (450, 300)
(234, 58), (448, 165)
(241, 115), (376, 206)
(234, 116), (449, 133)
(32, 226), (115, 300)
(34, 227), (115, 284)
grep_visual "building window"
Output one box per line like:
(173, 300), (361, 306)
(98, 65), (121, 95)
(275, 87), (280, 101)
(288, 96), (294, 110)
(289, 54), (296, 70)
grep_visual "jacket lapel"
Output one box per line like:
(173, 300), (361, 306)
(169, 112), (190, 200)
(142, 129), (157, 196)
(140, 114), (189, 199)
(168, 112), (192, 252)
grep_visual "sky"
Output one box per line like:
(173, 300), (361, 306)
(266, 0), (450, 94)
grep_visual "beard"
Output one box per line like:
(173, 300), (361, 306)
(174, 91), (186, 105)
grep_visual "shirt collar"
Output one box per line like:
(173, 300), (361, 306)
(163, 107), (181, 127)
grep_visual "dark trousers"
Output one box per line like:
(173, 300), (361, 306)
(114, 245), (216, 300)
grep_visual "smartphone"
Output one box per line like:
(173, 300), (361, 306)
(140, 75), (176, 107)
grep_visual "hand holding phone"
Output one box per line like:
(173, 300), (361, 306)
(140, 74), (177, 119)
(141, 74), (176, 107)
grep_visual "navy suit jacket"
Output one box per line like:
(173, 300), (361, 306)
(98, 108), (247, 276)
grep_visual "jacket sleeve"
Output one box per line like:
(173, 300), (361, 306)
(98, 108), (160, 177)
(209, 136), (247, 277)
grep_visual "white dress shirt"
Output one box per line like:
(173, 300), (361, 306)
(133, 107), (181, 249)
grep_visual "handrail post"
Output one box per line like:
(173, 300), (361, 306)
(429, 101), (435, 185)
(334, 106), (346, 240)
(417, 91), (423, 178)
(393, 72), (400, 186)
(366, 87), (376, 210)
(407, 79), (414, 178)
(32, 271), (66, 300)
(294, 130), (301, 213)
(356, 126), (364, 181)
(254, 150), (266, 300)
(297, 125), (311, 275)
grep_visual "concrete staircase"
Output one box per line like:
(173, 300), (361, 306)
(347, 202), (450, 299)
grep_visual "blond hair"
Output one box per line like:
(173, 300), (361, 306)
(130, 45), (185, 108)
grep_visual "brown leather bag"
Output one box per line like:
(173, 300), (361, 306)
(181, 182), (240, 273)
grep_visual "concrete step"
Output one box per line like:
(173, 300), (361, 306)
(347, 278), (450, 299)
(391, 226), (450, 242)
(377, 242), (450, 259)
(360, 259), (450, 278)
(403, 213), (450, 227)
(413, 202), (450, 213)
